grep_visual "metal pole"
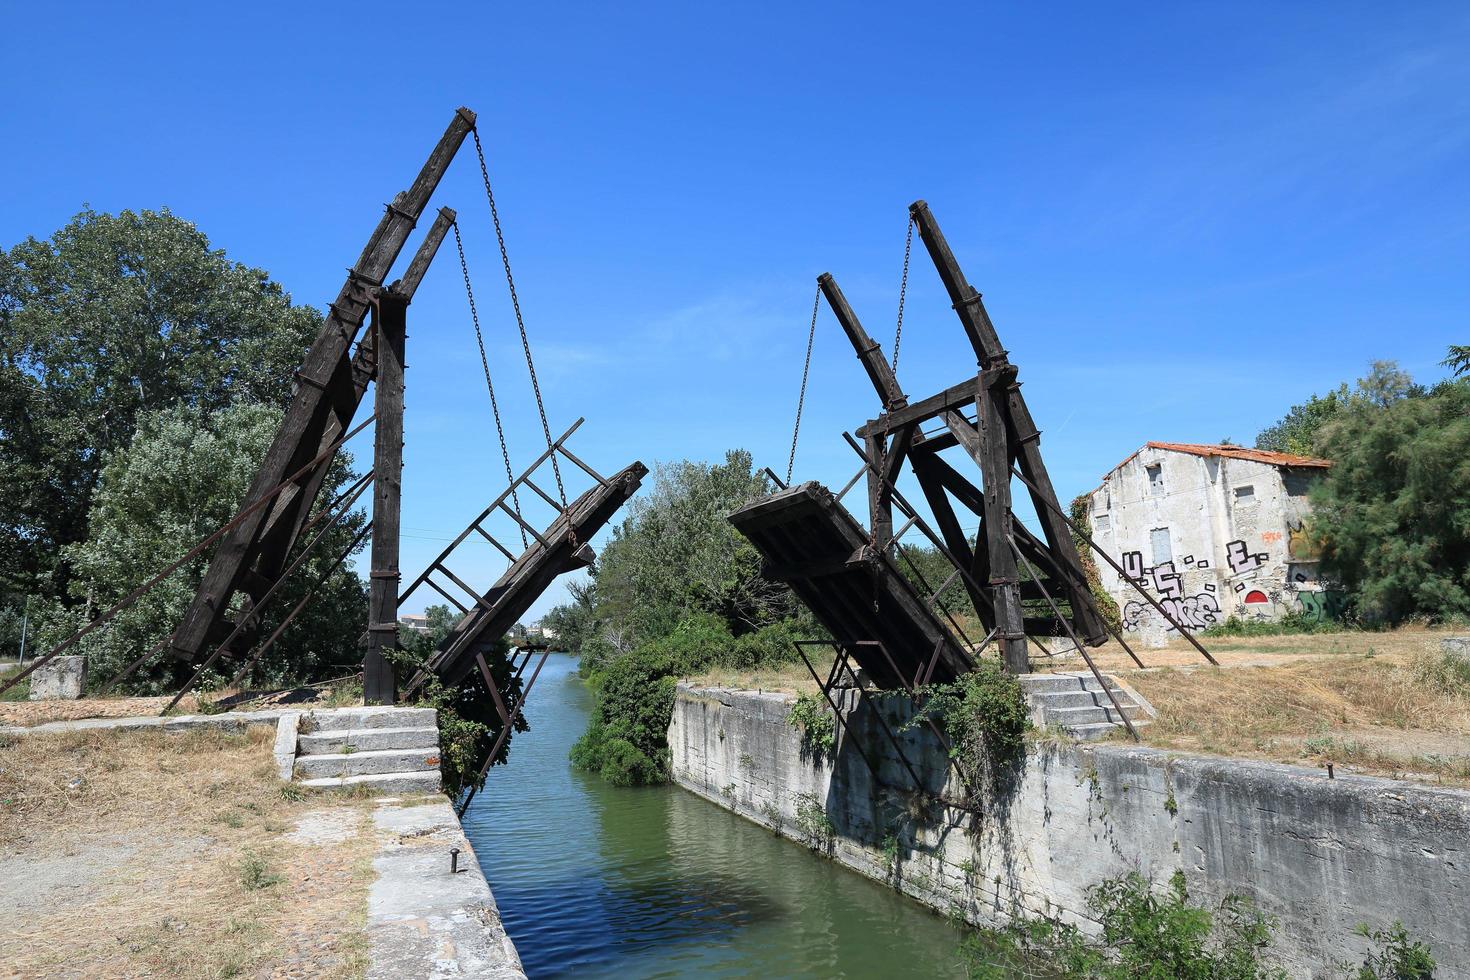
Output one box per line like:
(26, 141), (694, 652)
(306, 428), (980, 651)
(17, 596), (29, 667)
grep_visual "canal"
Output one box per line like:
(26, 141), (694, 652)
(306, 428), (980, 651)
(461, 654), (970, 978)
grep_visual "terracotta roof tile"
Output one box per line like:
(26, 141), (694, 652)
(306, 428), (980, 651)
(1106, 442), (1331, 476)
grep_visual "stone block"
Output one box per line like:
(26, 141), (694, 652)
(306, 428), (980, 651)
(1442, 636), (1470, 663)
(28, 656), (86, 700)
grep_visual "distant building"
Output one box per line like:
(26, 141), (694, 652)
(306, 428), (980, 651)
(398, 613), (431, 634)
(1086, 442), (1340, 646)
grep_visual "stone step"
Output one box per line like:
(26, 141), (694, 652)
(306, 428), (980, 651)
(1067, 719), (1151, 743)
(299, 771), (442, 794)
(1019, 673), (1122, 695)
(1030, 689), (1138, 711)
(1047, 704), (1146, 727)
(294, 747), (441, 780)
(300, 706), (437, 734)
(297, 726), (440, 755)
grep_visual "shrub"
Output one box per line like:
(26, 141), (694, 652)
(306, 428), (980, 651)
(960, 870), (1287, 979)
(787, 692), (836, 760)
(570, 647), (678, 786)
(1354, 922), (1435, 979)
(907, 659), (1029, 795)
(572, 613), (805, 787)
(1202, 613), (1345, 638)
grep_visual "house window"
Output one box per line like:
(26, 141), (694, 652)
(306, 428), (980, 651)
(1234, 485), (1256, 505)
(1150, 527), (1172, 565)
(1147, 464), (1164, 497)
(1095, 514), (1111, 533)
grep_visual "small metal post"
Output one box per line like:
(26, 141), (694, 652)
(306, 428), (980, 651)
(450, 847), (461, 873)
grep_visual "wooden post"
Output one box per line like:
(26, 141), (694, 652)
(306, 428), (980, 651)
(977, 370), (1028, 673)
(365, 289), (408, 705)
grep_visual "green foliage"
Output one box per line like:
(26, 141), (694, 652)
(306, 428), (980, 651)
(896, 545), (976, 620)
(1255, 361), (1423, 459)
(570, 645), (678, 786)
(907, 660), (1030, 795)
(539, 579), (597, 654)
(0, 208), (321, 608)
(31, 401), (366, 694)
(1354, 922), (1435, 979)
(960, 871), (1287, 979)
(391, 621), (526, 800)
(1444, 345), (1470, 379)
(787, 692), (836, 760)
(1311, 378), (1470, 624)
(1070, 494), (1122, 633)
(1256, 386), (1350, 456)
(1202, 612), (1345, 637)
(793, 792), (835, 850)
(237, 852), (282, 891)
(576, 450), (798, 654)
(572, 612), (805, 786)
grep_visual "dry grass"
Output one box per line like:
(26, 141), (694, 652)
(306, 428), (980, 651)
(1126, 640), (1470, 785)
(0, 726), (375, 978)
(687, 628), (1470, 786)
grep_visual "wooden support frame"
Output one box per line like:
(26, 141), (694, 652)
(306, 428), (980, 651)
(801, 203), (1115, 676)
(171, 110), (474, 665)
(364, 289), (408, 705)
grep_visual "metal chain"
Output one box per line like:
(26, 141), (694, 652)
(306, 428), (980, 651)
(453, 220), (528, 548)
(786, 284), (821, 486)
(472, 128), (568, 511)
(892, 216), (914, 373)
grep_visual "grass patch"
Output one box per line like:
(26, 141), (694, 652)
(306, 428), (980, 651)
(0, 725), (378, 978)
(1129, 637), (1470, 785)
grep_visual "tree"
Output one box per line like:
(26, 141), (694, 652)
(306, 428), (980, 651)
(1255, 385), (1349, 456)
(591, 449), (796, 646)
(1443, 345), (1470, 379)
(1310, 379), (1470, 624)
(34, 401), (367, 693)
(1255, 361), (1422, 457)
(0, 208), (321, 607)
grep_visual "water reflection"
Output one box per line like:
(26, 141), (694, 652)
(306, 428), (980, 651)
(461, 655), (966, 979)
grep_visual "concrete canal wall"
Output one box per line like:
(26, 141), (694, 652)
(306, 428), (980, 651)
(669, 683), (1470, 978)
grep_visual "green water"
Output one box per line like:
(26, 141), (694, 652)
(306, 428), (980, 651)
(460, 654), (969, 978)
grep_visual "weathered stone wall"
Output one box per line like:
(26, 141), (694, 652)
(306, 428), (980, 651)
(670, 684), (1470, 978)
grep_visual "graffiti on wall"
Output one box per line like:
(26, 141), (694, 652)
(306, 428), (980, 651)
(1119, 550), (1223, 633)
(1296, 589), (1347, 623)
(1225, 539), (1267, 575)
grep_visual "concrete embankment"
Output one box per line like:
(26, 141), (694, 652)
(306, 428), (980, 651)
(669, 683), (1470, 978)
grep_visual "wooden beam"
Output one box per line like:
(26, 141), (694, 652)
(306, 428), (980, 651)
(856, 376), (983, 439)
(817, 273), (907, 411)
(364, 290), (408, 705)
(909, 200), (1108, 646)
(172, 109), (475, 663)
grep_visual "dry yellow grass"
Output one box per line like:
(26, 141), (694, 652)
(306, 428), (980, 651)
(687, 629), (1470, 786)
(1126, 642), (1470, 785)
(0, 726), (376, 979)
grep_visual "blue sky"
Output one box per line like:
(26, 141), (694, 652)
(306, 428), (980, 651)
(3, 3), (1467, 621)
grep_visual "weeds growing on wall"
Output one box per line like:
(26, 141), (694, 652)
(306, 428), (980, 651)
(787, 692), (836, 760)
(960, 870), (1285, 979)
(906, 660), (1029, 798)
(958, 870), (1435, 979)
(1070, 494), (1123, 634)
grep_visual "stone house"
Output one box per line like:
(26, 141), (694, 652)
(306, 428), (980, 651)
(1086, 442), (1338, 645)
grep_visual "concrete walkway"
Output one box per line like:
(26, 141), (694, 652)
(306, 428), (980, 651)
(369, 797), (526, 979)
